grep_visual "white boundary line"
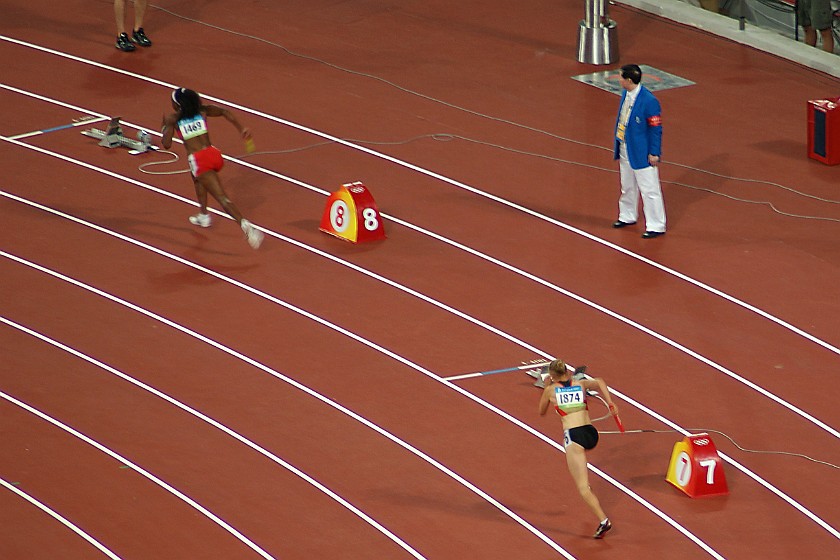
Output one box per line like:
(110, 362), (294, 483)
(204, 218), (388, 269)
(0, 391), (275, 559)
(0, 316), (426, 560)
(0, 253), (577, 560)
(0, 477), (123, 560)
(0, 188), (808, 555)
(3, 177), (837, 543)
(1, 33), (836, 361)
(1, 112), (837, 443)
(1, 126), (838, 546)
(0, 38), (835, 548)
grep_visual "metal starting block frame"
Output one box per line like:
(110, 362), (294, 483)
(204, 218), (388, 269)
(81, 116), (153, 153)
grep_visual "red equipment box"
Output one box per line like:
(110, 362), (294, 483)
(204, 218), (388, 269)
(807, 97), (840, 165)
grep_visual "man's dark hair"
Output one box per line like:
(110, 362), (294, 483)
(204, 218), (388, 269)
(620, 64), (642, 85)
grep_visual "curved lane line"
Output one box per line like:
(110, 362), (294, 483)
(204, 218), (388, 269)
(0, 391), (275, 559)
(0, 253), (576, 559)
(1, 125), (836, 442)
(0, 477), (123, 560)
(0, 317), (426, 560)
(5, 189), (837, 543)
(1, 35), (835, 360)
(0, 232), (745, 559)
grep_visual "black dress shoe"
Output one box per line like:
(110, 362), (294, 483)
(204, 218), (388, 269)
(642, 231), (665, 239)
(612, 220), (636, 228)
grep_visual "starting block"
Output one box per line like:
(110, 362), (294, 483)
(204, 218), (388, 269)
(81, 117), (153, 153)
(666, 433), (728, 498)
(319, 181), (386, 243)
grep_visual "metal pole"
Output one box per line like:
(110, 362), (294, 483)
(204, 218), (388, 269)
(577, 0), (619, 65)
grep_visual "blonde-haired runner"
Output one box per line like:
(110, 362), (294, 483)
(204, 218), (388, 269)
(538, 359), (619, 538)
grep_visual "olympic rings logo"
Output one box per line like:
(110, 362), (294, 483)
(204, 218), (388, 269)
(694, 438), (710, 446)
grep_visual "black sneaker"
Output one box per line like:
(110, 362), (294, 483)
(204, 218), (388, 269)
(593, 519), (612, 539)
(116, 33), (136, 52)
(131, 28), (152, 47)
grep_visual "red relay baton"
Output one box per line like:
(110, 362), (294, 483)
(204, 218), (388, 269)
(608, 403), (625, 433)
(613, 414), (625, 433)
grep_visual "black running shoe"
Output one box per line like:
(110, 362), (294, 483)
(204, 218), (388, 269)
(132, 28), (152, 47)
(593, 519), (612, 539)
(116, 33), (135, 52)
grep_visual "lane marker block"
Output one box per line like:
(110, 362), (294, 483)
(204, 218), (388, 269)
(319, 181), (386, 243)
(666, 433), (728, 498)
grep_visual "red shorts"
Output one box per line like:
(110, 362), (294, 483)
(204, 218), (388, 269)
(188, 145), (224, 177)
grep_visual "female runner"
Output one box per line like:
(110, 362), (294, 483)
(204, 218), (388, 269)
(162, 87), (263, 249)
(538, 359), (618, 538)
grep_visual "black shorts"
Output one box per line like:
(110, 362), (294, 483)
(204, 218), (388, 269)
(564, 425), (599, 450)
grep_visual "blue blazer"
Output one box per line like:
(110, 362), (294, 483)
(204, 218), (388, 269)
(613, 85), (662, 170)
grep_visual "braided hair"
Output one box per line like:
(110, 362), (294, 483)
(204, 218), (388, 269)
(171, 87), (202, 118)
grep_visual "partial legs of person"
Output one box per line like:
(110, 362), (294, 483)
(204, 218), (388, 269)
(114, 0), (135, 51)
(565, 443), (612, 538)
(818, 27), (834, 53)
(190, 171), (263, 249)
(804, 23), (835, 53)
(114, 0), (151, 51)
(805, 24), (820, 47)
(617, 156), (640, 224)
(130, 0), (152, 46)
(635, 165), (666, 233)
(189, 177), (212, 227)
(618, 157), (666, 234)
(132, 0), (148, 30)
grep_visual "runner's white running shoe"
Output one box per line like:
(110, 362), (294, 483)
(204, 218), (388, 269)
(241, 219), (264, 249)
(189, 213), (211, 228)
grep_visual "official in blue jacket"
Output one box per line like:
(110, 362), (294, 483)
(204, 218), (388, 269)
(612, 64), (666, 238)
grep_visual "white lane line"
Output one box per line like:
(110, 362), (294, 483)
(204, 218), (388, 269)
(2, 125), (837, 443)
(0, 391), (274, 560)
(0, 245), (712, 559)
(0, 89), (835, 549)
(0, 255), (573, 560)
(1, 36), (837, 362)
(5, 186), (836, 545)
(0, 316), (426, 560)
(0, 253), (577, 559)
(2, 35), (835, 360)
(0, 477), (123, 560)
(2, 128), (838, 545)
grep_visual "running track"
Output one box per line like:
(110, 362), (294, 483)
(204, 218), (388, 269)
(1, 1), (839, 558)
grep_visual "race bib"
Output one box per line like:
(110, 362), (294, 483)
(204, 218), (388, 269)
(177, 115), (208, 140)
(554, 385), (585, 413)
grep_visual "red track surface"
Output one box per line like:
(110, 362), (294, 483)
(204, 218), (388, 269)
(2, 1), (839, 558)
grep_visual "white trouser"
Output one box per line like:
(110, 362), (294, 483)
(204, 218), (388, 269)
(617, 144), (666, 232)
